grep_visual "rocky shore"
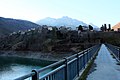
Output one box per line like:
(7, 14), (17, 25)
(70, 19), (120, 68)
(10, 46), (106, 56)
(0, 51), (73, 61)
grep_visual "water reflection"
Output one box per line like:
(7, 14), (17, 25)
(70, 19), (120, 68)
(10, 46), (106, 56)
(0, 56), (53, 80)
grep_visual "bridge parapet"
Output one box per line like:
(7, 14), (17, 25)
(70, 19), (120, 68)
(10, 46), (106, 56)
(15, 44), (101, 80)
(105, 44), (120, 62)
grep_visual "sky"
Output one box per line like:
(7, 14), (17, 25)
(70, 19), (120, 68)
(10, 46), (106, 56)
(0, 0), (120, 27)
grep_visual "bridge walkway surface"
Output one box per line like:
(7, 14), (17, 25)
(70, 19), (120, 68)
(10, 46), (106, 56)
(87, 44), (120, 80)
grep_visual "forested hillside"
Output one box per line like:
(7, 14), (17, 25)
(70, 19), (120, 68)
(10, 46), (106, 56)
(0, 26), (100, 53)
(0, 17), (39, 37)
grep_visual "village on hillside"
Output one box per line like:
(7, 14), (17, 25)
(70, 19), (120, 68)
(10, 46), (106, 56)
(1, 22), (120, 53)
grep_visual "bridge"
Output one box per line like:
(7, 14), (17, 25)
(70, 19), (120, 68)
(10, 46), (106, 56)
(15, 44), (120, 80)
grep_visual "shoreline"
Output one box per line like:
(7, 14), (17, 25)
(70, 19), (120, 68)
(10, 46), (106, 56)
(0, 51), (73, 61)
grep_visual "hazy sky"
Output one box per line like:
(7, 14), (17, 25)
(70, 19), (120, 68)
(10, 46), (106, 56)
(0, 0), (120, 27)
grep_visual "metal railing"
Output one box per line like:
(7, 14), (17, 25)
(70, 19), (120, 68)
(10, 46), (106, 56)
(15, 44), (101, 80)
(105, 44), (120, 62)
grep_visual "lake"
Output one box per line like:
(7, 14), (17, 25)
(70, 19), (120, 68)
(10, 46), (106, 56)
(0, 56), (53, 80)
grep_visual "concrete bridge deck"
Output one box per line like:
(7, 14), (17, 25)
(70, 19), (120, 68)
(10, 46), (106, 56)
(87, 44), (120, 80)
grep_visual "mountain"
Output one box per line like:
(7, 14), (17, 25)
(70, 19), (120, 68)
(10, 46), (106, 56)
(112, 22), (120, 31)
(36, 16), (87, 29)
(0, 17), (40, 37)
(89, 23), (100, 31)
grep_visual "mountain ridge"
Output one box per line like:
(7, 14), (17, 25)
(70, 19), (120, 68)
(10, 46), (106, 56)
(36, 16), (87, 29)
(36, 16), (99, 30)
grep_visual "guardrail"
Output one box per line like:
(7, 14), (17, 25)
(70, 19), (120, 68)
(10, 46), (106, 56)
(15, 44), (101, 80)
(105, 44), (120, 62)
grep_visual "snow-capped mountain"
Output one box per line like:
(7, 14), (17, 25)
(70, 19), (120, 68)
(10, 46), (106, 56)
(36, 16), (87, 29)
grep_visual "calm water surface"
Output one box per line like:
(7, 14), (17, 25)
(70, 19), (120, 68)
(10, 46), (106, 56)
(0, 56), (53, 80)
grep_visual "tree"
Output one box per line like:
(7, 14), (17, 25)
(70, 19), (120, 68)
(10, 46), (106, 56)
(89, 25), (93, 31)
(101, 24), (107, 31)
(108, 24), (111, 31)
(100, 25), (104, 31)
(52, 27), (57, 40)
(78, 25), (83, 31)
(104, 24), (107, 31)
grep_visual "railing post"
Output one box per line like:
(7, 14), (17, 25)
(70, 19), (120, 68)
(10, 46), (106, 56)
(32, 69), (39, 80)
(89, 48), (92, 60)
(91, 47), (94, 59)
(76, 53), (79, 77)
(82, 51), (85, 68)
(64, 58), (68, 80)
(118, 48), (120, 60)
(87, 49), (89, 63)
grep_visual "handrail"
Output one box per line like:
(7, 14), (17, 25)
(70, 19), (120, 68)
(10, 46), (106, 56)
(40, 65), (65, 79)
(15, 44), (101, 80)
(38, 59), (65, 73)
(15, 72), (35, 80)
(105, 43), (120, 62)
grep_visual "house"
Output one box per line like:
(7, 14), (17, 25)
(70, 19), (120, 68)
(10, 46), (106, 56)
(83, 26), (89, 31)
(112, 22), (120, 31)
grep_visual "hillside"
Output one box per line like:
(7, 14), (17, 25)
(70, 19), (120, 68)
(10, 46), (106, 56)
(0, 26), (99, 52)
(0, 17), (40, 37)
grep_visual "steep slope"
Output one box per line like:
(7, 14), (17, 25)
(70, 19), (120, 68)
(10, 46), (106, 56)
(36, 16), (87, 29)
(0, 17), (39, 37)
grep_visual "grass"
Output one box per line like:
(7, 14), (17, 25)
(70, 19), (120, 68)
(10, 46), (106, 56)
(79, 52), (98, 80)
